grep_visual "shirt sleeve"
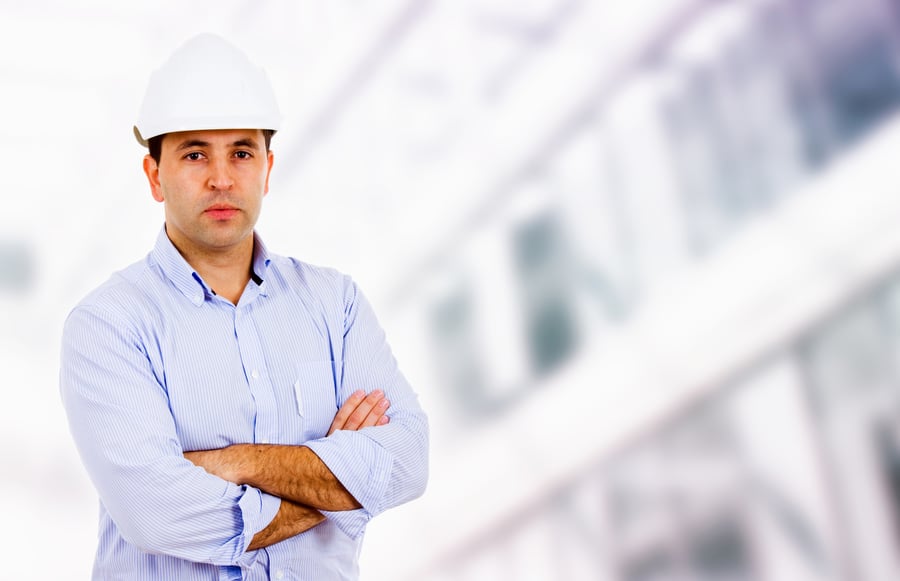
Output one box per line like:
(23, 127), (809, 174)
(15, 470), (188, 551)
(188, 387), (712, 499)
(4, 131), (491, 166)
(59, 302), (280, 566)
(303, 276), (429, 539)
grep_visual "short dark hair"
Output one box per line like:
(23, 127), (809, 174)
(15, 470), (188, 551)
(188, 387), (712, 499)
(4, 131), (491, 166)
(147, 129), (275, 164)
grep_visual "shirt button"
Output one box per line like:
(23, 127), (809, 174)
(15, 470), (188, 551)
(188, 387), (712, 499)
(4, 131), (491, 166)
(251, 369), (260, 379)
(261, 438), (270, 444)
(275, 570), (284, 580)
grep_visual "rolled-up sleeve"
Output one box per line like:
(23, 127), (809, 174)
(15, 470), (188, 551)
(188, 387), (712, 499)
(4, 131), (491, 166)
(60, 304), (279, 565)
(303, 277), (429, 539)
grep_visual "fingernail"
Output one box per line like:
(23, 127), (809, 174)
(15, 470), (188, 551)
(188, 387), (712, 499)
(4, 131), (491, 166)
(373, 389), (383, 397)
(379, 399), (390, 408)
(353, 390), (364, 398)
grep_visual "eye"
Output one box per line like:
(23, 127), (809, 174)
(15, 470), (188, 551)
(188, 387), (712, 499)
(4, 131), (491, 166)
(234, 150), (253, 160)
(184, 152), (205, 161)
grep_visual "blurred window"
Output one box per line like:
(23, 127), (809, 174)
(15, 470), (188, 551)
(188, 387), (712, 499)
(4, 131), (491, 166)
(0, 242), (34, 294)
(428, 283), (490, 414)
(513, 211), (579, 375)
(623, 549), (677, 581)
(818, 28), (900, 147)
(688, 517), (753, 581)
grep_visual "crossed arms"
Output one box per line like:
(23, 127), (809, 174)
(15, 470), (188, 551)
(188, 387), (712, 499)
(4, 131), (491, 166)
(185, 389), (392, 549)
(60, 277), (429, 567)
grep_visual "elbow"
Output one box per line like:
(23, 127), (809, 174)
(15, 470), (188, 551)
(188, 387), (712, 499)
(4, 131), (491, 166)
(116, 515), (174, 556)
(116, 510), (183, 558)
(399, 423), (430, 503)
(113, 510), (237, 566)
(411, 431), (430, 500)
(407, 465), (428, 503)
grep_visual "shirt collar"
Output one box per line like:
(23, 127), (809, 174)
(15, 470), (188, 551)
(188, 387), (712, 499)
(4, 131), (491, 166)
(149, 225), (272, 306)
(251, 233), (272, 297)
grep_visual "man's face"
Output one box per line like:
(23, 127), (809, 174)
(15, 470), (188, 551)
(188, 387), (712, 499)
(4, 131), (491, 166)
(143, 129), (274, 257)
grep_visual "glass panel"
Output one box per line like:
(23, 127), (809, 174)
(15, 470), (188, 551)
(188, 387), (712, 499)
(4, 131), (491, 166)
(428, 282), (490, 414)
(0, 241), (33, 294)
(513, 211), (579, 375)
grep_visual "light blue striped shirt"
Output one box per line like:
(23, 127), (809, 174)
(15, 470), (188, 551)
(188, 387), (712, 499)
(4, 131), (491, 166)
(60, 227), (429, 581)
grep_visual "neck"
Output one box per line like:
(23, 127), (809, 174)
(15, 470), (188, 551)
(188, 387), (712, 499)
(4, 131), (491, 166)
(168, 229), (255, 305)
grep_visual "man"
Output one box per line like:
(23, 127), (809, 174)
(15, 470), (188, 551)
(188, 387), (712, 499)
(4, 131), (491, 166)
(60, 33), (429, 581)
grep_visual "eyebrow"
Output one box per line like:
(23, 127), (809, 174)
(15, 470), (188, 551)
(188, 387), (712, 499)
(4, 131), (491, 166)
(175, 139), (210, 151)
(232, 138), (260, 149)
(174, 137), (261, 151)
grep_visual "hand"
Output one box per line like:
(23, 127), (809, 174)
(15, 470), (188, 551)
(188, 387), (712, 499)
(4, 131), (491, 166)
(328, 389), (390, 436)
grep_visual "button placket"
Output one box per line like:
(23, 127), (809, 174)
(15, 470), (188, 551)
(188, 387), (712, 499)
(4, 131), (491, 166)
(233, 306), (278, 444)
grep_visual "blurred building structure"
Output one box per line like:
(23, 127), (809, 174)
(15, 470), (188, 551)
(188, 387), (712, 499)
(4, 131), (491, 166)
(300, 0), (900, 579)
(6, 0), (900, 579)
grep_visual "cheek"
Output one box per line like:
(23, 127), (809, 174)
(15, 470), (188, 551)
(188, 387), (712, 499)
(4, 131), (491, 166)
(159, 189), (192, 219)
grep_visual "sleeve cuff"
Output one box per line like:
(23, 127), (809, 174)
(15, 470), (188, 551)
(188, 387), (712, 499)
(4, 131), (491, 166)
(252, 492), (282, 536)
(227, 488), (281, 567)
(304, 430), (393, 515)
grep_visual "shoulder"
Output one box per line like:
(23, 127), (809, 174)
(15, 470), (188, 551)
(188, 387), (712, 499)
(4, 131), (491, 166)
(267, 254), (357, 301)
(65, 257), (161, 330)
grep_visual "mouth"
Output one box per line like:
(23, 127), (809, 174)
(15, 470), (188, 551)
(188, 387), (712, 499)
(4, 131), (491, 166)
(204, 204), (240, 220)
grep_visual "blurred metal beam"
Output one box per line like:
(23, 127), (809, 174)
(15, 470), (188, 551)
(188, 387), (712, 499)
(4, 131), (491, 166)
(386, 0), (714, 309)
(277, 0), (436, 180)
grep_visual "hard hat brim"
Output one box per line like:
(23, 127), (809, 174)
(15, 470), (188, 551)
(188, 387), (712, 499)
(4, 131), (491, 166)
(133, 116), (281, 148)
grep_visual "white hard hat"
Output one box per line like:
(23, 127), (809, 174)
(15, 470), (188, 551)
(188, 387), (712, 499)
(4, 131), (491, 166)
(133, 33), (281, 147)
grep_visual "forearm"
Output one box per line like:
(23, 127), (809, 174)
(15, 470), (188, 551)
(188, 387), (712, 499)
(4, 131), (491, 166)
(305, 411), (428, 514)
(247, 499), (325, 550)
(187, 444), (361, 511)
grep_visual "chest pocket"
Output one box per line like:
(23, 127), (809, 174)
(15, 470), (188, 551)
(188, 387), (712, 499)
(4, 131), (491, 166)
(291, 360), (339, 441)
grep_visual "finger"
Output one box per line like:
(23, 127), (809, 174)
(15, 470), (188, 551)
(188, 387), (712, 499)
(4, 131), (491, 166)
(328, 390), (364, 435)
(359, 397), (390, 429)
(329, 390), (365, 434)
(343, 390), (384, 431)
(377, 415), (390, 426)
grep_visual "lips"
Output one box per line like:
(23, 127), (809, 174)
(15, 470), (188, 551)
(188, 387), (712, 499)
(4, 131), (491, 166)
(204, 204), (240, 220)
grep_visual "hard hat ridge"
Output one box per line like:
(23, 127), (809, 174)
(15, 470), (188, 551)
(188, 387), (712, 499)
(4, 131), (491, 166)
(133, 33), (281, 147)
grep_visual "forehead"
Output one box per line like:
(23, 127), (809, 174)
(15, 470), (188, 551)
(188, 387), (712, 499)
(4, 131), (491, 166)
(162, 128), (266, 150)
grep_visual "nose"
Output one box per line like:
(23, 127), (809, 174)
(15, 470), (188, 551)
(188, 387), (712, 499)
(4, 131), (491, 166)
(207, 157), (234, 191)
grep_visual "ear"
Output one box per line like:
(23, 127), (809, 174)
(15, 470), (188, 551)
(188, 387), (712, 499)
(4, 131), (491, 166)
(143, 154), (164, 203)
(263, 149), (274, 197)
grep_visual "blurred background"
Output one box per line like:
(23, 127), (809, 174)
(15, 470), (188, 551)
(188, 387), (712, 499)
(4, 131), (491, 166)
(4, 0), (900, 579)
